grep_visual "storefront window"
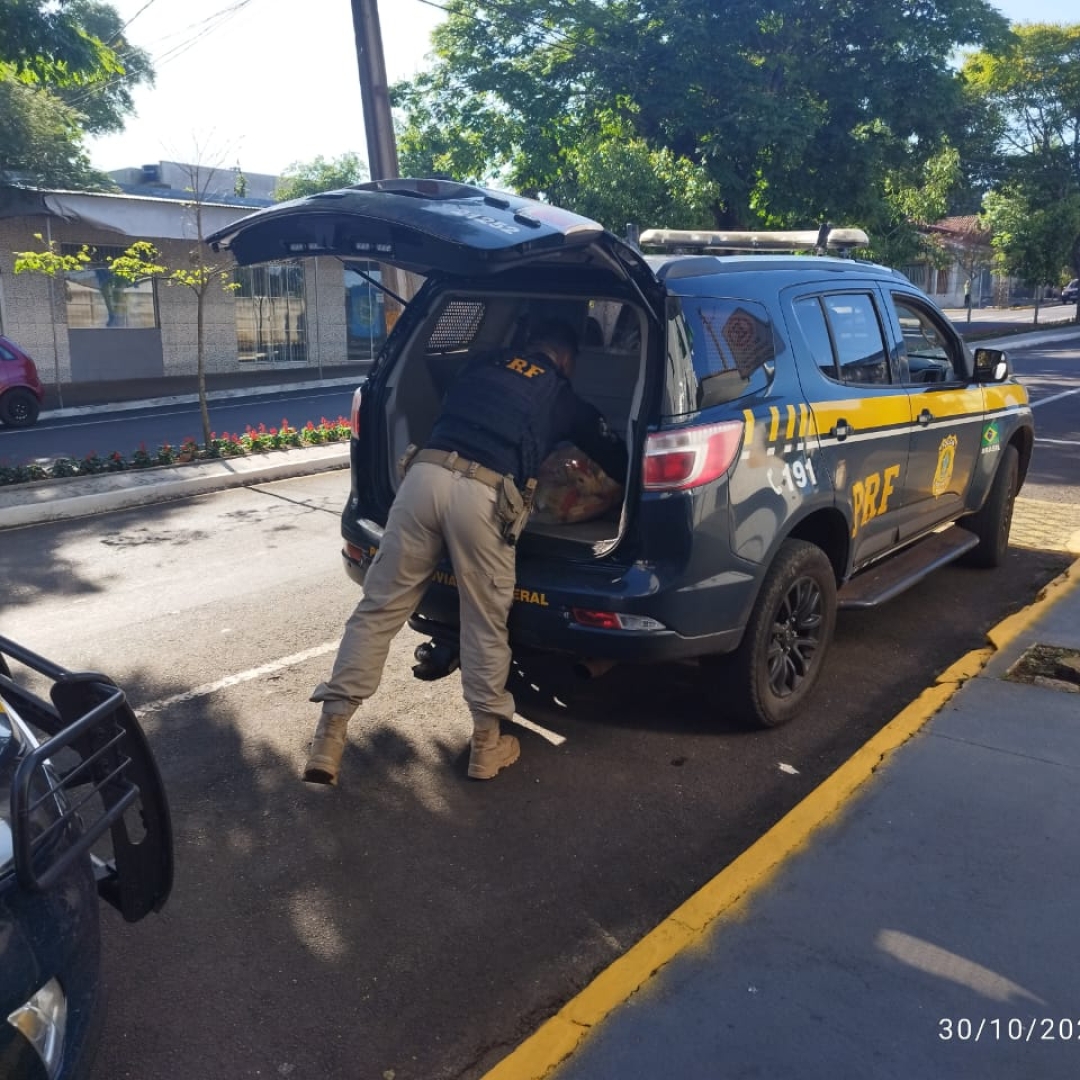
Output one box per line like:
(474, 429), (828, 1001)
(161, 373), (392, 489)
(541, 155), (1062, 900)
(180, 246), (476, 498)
(63, 245), (158, 329)
(234, 263), (307, 363)
(344, 261), (386, 362)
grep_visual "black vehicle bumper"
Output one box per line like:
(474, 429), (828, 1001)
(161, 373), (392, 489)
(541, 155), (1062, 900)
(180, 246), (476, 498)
(342, 543), (749, 663)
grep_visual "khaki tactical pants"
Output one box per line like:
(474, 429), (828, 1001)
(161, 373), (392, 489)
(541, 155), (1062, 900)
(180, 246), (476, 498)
(311, 463), (518, 734)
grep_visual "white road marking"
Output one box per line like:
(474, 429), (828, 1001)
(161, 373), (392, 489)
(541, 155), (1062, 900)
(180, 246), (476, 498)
(511, 715), (567, 746)
(136, 640), (570, 746)
(1030, 387), (1080, 408)
(138, 641), (339, 715)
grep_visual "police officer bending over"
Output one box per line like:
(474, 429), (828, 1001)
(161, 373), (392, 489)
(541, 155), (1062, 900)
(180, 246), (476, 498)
(304, 319), (628, 785)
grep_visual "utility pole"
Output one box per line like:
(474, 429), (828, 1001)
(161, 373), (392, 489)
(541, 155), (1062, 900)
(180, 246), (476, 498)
(350, 0), (400, 182)
(350, 0), (411, 317)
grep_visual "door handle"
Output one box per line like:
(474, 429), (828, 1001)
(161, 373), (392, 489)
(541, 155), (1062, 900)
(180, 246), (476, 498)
(918, 408), (933, 426)
(832, 419), (851, 441)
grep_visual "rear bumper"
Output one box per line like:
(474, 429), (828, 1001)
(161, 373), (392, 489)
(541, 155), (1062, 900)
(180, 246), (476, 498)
(342, 543), (749, 663)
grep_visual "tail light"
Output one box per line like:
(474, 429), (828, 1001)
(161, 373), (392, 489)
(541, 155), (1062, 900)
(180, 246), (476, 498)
(350, 387), (363, 438)
(643, 419), (744, 491)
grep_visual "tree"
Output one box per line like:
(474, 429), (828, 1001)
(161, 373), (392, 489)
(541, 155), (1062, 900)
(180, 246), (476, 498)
(0, 0), (152, 189)
(868, 144), (965, 270)
(109, 161), (241, 444)
(0, 81), (104, 189)
(274, 152), (368, 201)
(391, 0), (1010, 230)
(982, 186), (1080, 321)
(52, 0), (155, 136)
(963, 24), (1080, 300)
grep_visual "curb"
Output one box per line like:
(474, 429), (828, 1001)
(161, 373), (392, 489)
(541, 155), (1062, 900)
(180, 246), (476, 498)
(0, 442), (350, 530)
(480, 558), (1080, 1080)
(43, 374), (364, 421)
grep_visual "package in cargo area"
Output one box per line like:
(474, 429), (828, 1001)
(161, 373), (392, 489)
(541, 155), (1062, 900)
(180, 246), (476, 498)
(532, 445), (623, 525)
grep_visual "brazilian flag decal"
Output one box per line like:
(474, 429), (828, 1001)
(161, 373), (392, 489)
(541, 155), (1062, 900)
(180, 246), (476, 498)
(981, 422), (1001, 454)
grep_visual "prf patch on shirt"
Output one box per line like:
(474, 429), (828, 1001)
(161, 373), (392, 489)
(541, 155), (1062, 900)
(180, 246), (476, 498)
(505, 357), (547, 378)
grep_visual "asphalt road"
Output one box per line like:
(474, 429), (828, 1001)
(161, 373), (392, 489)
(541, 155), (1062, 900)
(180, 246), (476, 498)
(0, 332), (1076, 1080)
(0, 384), (357, 463)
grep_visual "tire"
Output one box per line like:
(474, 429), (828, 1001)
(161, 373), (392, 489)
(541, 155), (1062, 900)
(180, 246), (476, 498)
(0, 388), (40, 428)
(721, 538), (838, 729)
(959, 444), (1018, 569)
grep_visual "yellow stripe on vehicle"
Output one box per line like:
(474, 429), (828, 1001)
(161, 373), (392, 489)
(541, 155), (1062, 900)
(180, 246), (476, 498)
(983, 385), (1031, 411)
(810, 395), (913, 438)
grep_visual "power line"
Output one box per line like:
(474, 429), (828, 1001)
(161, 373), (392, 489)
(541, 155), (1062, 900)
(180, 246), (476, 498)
(66, 0), (257, 110)
(409, 0), (598, 66)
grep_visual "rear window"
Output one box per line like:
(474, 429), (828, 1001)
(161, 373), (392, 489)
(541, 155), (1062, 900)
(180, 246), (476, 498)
(677, 297), (782, 408)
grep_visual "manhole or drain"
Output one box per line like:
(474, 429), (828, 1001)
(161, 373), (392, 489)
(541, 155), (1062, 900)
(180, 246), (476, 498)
(1004, 645), (1080, 694)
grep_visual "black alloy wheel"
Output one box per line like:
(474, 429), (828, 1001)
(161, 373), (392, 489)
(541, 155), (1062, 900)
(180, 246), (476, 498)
(720, 538), (838, 729)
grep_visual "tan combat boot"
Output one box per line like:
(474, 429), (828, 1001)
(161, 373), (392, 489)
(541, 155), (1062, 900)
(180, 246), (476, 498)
(303, 712), (349, 785)
(467, 727), (520, 780)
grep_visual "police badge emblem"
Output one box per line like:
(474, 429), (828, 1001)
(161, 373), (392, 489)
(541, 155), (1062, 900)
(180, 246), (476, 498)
(933, 434), (958, 497)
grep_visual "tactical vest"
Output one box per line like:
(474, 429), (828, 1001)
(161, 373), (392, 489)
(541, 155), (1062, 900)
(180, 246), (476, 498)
(427, 351), (567, 481)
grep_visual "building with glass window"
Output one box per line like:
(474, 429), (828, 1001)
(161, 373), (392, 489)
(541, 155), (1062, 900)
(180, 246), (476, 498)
(0, 164), (387, 395)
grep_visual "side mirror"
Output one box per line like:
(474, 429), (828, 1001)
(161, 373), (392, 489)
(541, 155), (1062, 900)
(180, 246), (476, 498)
(973, 347), (1009, 383)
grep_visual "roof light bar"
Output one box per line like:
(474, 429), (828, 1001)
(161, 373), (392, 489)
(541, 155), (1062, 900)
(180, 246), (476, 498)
(639, 227), (870, 255)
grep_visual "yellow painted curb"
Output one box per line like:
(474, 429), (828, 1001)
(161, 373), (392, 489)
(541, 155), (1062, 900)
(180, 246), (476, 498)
(481, 556), (1080, 1080)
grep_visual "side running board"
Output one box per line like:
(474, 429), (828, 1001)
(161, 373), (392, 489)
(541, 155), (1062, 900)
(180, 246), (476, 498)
(837, 527), (979, 609)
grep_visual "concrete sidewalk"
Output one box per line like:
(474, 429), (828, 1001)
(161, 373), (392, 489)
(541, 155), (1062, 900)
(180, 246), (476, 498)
(482, 562), (1080, 1080)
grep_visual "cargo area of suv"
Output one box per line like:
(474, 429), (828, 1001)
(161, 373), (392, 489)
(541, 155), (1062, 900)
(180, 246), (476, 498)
(382, 285), (648, 552)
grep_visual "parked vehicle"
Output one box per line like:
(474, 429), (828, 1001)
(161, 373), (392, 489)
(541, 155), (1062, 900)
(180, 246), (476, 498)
(209, 180), (1034, 728)
(1, 636), (173, 1079)
(1062, 279), (1078, 304)
(0, 335), (45, 428)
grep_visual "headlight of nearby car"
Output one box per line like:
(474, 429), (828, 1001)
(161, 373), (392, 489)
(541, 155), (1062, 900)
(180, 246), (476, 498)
(6, 977), (68, 1079)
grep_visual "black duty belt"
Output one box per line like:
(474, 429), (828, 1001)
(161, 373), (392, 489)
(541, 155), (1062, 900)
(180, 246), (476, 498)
(412, 449), (507, 491)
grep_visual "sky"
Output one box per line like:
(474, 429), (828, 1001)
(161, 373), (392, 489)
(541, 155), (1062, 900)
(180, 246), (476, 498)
(86, 0), (1071, 180)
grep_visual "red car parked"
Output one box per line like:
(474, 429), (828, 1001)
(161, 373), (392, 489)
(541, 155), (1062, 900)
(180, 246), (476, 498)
(0, 335), (45, 427)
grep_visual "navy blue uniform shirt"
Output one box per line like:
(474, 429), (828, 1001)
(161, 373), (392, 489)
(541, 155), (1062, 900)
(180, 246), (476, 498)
(427, 349), (628, 485)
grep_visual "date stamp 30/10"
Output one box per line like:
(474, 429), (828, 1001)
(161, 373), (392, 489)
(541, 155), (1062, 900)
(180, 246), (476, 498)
(940, 1018), (1080, 1042)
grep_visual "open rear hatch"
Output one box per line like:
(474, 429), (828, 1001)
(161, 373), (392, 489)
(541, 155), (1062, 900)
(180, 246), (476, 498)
(208, 178), (623, 277)
(209, 180), (662, 558)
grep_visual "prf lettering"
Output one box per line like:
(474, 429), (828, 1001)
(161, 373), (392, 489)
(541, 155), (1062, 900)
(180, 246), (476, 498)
(851, 464), (900, 536)
(506, 358), (546, 378)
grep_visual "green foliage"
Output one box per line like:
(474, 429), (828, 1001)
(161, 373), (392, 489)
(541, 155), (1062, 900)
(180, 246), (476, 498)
(0, 80), (110, 188)
(963, 23), (1080, 278)
(866, 145), (965, 267)
(0, 0), (117, 85)
(392, 0), (1010, 230)
(982, 186), (1080, 288)
(545, 119), (720, 231)
(0, 0), (152, 187)
(13, 234), (92, 275)
(52, 1), (155, 136)
(107, 239), (239, 296)
(274, 153), (368, 201)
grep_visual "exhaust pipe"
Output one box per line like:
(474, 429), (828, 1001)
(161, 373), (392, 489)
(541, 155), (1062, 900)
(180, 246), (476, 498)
(572, 658), (617, 680)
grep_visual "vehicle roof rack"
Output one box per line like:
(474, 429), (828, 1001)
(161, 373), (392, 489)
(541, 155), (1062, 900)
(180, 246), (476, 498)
(638, 225), (870, 257)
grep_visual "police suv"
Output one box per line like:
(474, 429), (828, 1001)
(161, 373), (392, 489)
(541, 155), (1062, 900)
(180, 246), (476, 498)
(209, 180), (1033, 729)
